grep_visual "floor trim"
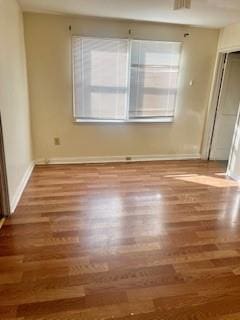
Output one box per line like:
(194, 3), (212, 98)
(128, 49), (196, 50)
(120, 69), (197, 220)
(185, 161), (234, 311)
(35, 154), (201, 165)
(10, 161), (35, 213)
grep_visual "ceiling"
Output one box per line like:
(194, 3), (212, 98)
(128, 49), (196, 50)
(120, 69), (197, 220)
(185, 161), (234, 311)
(18, 0), (240, 28)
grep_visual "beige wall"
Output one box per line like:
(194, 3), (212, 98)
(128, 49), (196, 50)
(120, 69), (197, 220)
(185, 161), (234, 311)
(24, 13), (219, 162)
(0, 0), (33, 210)
(218, 23), (240, 52)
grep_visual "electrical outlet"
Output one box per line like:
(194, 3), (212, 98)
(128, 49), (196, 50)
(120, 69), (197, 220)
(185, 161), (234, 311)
(54, 137), (60, 146)
(126, 156), (132, 161)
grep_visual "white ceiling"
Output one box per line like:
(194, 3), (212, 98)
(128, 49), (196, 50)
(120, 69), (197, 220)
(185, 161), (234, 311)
(18, 0), (240, 28)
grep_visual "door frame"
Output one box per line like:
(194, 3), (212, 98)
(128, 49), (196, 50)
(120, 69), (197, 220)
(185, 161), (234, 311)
(0, 113), (10, 217)
(201, 47), (240, 163)
(201, 52), (227, 159)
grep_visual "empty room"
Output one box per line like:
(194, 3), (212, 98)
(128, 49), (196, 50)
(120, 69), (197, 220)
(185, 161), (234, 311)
(1, 0), (240, 319)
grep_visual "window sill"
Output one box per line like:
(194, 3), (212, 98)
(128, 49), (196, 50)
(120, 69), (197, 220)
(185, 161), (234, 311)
(73, 117), (174, 124)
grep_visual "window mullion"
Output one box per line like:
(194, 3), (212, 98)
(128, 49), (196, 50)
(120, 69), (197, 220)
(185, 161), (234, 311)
(125, 39), (132, 121)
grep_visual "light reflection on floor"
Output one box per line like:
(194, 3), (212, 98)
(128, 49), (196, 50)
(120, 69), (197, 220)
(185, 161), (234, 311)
(66, 168), (240, 249)
(82, 190), (166, 246)
(230, 192), (240, 225)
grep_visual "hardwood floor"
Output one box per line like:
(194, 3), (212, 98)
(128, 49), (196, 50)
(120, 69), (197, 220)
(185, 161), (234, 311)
(1, 160), (240, 319)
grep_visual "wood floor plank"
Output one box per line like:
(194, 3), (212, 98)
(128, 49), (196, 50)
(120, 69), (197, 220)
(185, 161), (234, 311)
(0, 160), (240, 319)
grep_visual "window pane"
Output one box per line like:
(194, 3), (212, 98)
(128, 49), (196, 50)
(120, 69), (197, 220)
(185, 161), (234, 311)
(73, 37), (129, 120)
(129, 40), (181, 119)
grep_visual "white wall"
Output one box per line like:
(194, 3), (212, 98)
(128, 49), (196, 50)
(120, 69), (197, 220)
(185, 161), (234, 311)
(24, 13), (219, 163)
(0, 0), (33, 211)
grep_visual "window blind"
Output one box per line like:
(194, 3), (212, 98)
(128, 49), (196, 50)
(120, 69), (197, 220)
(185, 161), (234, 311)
(129, 40), (181, 120)
(72, 37), (181, 122)
(72, 37), (129, 120)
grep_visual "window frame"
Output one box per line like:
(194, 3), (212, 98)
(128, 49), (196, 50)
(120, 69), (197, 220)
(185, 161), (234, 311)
(72, 36), (182, 124)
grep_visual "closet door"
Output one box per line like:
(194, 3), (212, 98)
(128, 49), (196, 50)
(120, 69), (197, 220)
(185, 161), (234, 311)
(210, 54), (240, 160)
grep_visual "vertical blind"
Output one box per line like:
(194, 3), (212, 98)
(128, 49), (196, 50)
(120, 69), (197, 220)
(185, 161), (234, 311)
(72, 37), (181, 122)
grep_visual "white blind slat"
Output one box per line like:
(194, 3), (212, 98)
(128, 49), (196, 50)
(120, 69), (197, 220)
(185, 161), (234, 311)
(129, 40), (181, 118)
(73, 37), (129, 120)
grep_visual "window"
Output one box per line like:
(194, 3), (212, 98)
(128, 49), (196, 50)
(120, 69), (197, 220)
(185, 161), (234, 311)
(72, 37), (181, 122)
(73, 37), (129, 120)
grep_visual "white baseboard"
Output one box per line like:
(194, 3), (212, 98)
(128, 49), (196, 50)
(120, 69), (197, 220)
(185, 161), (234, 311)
(35, 154), (201, 165)
(10, 161), (35, 213)
(227, 171), (240, 182)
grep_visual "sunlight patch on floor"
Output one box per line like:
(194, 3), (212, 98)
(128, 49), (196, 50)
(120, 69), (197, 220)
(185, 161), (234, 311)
(215, 173), (227, 177)
(167, 174), (239, 188)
